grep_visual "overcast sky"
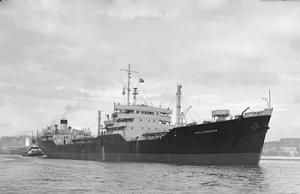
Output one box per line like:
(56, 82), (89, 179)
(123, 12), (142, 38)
(0, 0), (299, 141)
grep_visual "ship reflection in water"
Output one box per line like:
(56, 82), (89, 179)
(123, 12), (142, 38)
(1, 155), (299, 193)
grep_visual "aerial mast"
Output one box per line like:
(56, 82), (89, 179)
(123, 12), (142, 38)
(268, 89), (271, 108)
(98, 110), (101, 136)
(175, 84), (182, 127)
(121, 64), (138, 105)
(127, 64), (131, 105)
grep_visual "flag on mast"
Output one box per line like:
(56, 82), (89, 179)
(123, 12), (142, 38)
(139, 78), (144, 83)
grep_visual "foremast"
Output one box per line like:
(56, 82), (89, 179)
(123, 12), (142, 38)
(121, 64), (138, 105)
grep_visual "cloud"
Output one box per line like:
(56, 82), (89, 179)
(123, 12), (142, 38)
(91, 0), (192, 20)
(0, 0), (300, 140)
(294, 92), (300, 104)
(62, 104), (81, 119)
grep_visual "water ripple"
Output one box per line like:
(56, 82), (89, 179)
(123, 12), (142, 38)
(0, 155), (300, 193)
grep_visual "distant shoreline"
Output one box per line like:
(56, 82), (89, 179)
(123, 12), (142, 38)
(261, 156), (300, 160)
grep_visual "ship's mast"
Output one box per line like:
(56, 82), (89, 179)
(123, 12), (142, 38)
(127, 64), (131, 105)
(31, 131), (34, 146)
(175, 84), (182, 127)
(36, 129), (38, 146)
(268, 89), (271, 108)
(98, 110), (101, 136)
(121, 64), (138, 105)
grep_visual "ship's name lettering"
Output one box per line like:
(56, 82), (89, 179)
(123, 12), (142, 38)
(195, 129), (218, 135)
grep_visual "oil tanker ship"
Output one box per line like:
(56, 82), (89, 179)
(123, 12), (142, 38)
(37, 65), (273, 165)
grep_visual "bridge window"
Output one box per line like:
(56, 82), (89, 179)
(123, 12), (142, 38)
(159, 120), (167, 124)
(117, 118), (134, 122)
(159, 112), (169, 116)
(121, 109), (134, 114)
(142, 111), (154, 115)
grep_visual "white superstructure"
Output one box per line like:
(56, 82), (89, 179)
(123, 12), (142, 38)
(101, 64), (173, 140)
(39, 119), (92, 145)
(104, 103), (173, 140)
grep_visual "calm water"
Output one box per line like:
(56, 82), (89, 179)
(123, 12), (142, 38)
(0, 155), (299, 194)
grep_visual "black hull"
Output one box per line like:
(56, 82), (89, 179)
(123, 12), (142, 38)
(38, 115), (270, 165)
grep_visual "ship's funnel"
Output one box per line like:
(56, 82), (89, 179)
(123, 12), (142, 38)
(60, 119), (68, 130)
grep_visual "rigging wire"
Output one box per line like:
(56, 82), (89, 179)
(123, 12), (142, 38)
(167, 95), (176, 109)
(182, 96), (205, 123)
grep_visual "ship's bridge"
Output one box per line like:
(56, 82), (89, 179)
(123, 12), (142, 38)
(114, 104), (171, 122)
(104, 103), (173, 141)
(102, 64), (174, 140)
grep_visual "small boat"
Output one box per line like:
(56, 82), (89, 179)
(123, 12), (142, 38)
(22, 145), (44, 156)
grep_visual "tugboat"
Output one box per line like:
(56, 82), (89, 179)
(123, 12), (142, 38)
(23, 135), (44, 157)
(37, 65), (273, 165)
(22, 145), (44, 156)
